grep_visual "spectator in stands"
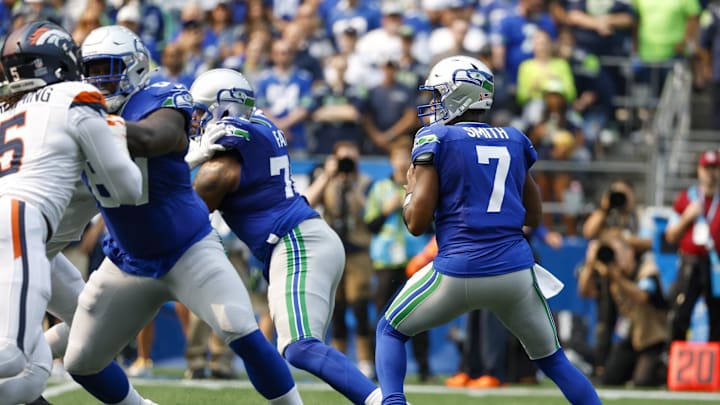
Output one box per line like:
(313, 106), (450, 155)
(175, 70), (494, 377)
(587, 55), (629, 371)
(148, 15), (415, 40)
(255, 38), (314, 155)
(294, 1), (336, 63)
(71, 8), (102, 45)
(173, 2), (217, 80)
(325, 0), (381, 47)
(282, 21), (324, 83)
(579, 179), (654, 379)
(565, 0), (636, 103)
(132, 0), (165, 64)
(699, 2), (720, 129)
(516, 29), (577, 108)
(361, 55), (419, 155)
(356, 2), (405, 74)
(528, 79), (588, 235)
(209, 0), (243, 62)
(225, 26), (272, 83)
(582, 238), (669, 387)
(490, 0), (557, 98)
(665, 149), (720, 343)
(396, 25), (427, 90)
(556, 28), (614, 158)
(364, 137), (434, 382)
(304, 141), (376, 379)
(633, 0), (702, 96)
(311, 54), (366, 155)
(150, 42), (194, 90)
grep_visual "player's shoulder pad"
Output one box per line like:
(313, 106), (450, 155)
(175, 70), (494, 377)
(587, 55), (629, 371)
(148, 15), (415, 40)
(54, 81), (107, 114)
(215, 117), (254, 151)
(249, 109), (276, 129)
(128, 81), (193, 118)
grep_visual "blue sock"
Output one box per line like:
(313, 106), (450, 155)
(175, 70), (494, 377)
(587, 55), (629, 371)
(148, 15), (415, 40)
(70, 361), (129, 404)
(229, 330), (295, 400)
(285, 338), (377, 404)
(375, 317), (410, 405)
(533, 349), (601, 405)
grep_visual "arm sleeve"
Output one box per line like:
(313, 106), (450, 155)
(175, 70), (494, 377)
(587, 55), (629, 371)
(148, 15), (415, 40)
(70, 108), (143, 205)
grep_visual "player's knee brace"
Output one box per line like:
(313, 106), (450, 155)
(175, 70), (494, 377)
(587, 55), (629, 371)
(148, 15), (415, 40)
(0, 340), (26, 378)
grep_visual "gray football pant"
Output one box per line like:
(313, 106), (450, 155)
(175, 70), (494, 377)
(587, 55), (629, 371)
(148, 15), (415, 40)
(385, 265), (560, 360)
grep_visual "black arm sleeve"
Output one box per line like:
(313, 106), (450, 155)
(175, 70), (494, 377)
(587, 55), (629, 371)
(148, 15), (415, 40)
(413, 151), (435, 165)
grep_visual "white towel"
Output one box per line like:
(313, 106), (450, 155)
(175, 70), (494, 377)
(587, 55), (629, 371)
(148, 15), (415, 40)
(534, 263), (565, 299)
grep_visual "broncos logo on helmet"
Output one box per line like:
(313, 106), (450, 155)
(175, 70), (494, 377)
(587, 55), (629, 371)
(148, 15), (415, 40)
(0, 20), (83, 94)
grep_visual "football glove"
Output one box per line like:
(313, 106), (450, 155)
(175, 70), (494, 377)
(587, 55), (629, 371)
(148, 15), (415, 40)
(185, 123), (229, 169)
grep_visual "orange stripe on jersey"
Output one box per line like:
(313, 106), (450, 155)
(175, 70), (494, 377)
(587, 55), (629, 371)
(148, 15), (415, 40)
(11, 199), (21, 259)
(72, 91), (107, 107)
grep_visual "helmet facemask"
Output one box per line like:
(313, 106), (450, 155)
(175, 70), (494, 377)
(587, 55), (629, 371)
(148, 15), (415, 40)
(191, 87), (255, 139)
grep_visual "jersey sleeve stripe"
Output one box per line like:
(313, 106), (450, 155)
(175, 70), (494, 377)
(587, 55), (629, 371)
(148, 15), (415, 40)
(70, 100), (107, 114)
(72, 91), (106, 106)
(71, 91), (107, 114)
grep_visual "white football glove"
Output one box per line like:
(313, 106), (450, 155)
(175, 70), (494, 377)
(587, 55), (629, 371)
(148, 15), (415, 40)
(106, 114), (130, 158)
(184, 122), (229, 169)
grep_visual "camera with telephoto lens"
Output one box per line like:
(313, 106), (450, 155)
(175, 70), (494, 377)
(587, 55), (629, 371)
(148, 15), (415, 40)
(337, 157), (356, 173)
(595, 244), (616, 265)
(608, 191), (627, 210)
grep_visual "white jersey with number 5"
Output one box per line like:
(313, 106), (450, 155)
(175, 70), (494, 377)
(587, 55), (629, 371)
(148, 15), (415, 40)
(0, 81), (142, 234)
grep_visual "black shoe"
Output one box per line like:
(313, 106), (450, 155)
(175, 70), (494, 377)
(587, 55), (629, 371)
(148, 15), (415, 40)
(26, 397), (53, 405)
(209, 369), (238, 380)
(185, 367), (208, 379)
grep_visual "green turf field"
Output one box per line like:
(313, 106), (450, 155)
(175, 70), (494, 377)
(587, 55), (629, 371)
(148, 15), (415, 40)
(45, 379), (720, 405)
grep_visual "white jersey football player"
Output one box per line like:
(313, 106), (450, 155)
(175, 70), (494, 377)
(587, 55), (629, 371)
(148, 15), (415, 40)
(0, 21), (142, 405)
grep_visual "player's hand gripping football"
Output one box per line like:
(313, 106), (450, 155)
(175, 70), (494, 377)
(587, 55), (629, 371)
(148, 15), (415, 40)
(185, 122), (229, 169)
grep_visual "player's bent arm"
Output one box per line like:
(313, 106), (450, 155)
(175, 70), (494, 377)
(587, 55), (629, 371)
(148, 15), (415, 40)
(193, 154), (242, 212)
(74, 114), (143, 205)
(126, 108), (188, 157)
(523, 173), (542, 227)
(403, 164), (439, 236)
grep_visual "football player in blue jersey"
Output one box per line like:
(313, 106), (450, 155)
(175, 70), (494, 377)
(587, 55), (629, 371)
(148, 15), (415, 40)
(59, 26), (303, 405)
(374, 55), (601, 405)
(186, 68), (382, 405)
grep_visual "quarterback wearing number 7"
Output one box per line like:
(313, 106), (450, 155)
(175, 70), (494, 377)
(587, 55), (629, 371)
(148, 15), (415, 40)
(375, 55), (601, 405)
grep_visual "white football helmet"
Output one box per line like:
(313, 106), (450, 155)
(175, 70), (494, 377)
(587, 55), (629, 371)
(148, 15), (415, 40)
(189, 68), (255, 138)
(417, 55), (494, 125)
(81, 25), (150, 112)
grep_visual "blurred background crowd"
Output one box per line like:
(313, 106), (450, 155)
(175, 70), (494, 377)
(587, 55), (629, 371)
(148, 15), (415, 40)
(6, 0), (720, 392)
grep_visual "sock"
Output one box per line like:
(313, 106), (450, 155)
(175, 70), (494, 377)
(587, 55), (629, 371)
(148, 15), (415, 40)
(229, 330), (296, 400)
(268, 385), (303, 405)
(375, 317), (410, 405)
(284, 338), (377, 404)
(533, 349), (601, 405)
(364, 387), (382, 405)
(71, 361), (134, 404)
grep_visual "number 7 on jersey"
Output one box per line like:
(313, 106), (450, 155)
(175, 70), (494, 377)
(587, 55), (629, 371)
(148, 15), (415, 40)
(476, 145), (509, 213)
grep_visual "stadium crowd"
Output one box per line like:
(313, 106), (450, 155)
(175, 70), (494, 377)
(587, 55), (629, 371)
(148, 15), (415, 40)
(3, 0), (719, 397)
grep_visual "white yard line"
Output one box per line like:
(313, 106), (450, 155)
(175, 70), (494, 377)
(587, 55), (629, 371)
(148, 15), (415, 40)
(45, 378), (720, 402)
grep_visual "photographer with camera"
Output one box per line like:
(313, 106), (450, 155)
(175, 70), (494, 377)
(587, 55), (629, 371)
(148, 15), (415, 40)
(582, 179), (652, 254)
(579, 179), (653, 380)
(580, 239), (668, 387)
(305, 141), (376, 377)
(665, 149), (720, 343)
